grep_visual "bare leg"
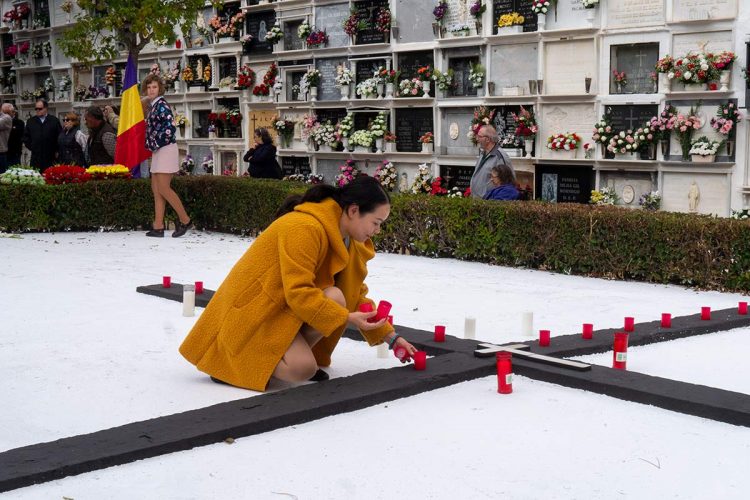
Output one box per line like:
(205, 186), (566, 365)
(151, 175), (166, 229)
(154, 173), (190, 224)
(272, 286), (346, 383)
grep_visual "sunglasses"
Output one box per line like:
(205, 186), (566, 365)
(35, 107), (44, 111)
(63, 118), (72, 122)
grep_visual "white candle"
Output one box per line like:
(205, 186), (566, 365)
(377, 342), (389, 358)
(183, 284), (195, 317)
(521, 311), (534, 337)
(464, 316), (476, 339)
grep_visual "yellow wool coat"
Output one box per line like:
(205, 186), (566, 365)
(179, 197), (393, 391)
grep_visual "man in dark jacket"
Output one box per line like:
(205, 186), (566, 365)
(7, 105), (24, 167)
(84, 106), (116, 165)
(22, 99), (61, 172)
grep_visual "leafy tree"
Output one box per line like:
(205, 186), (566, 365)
(57, 0), (215, 66)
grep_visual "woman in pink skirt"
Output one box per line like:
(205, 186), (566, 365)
(143, 74), (192, 238)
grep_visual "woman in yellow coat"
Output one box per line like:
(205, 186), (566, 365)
(179, 176), (417, 391)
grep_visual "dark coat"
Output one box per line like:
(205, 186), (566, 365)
(483, 184), (520, 201)
(23, 114), (62, 171)
(8, 117), (24, 161)
(243, 143), (282, 179)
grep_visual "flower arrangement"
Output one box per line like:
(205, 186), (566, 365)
(655, 55), (674, 74)
(86, 164), (132, 180)
(470, 1), (486, 19)
(398, 78), (424, 97)
(375, 160), (397, 191)
(447, 186), (468, 198)
(639, 191), (661, 211)
(73, 84), (87, 101)
(512, 106), (537, 138)
(203, 64), (211, 83)
(384, 131), (397, 143)
(43, 165), (90, 185)
(335, 66), (354, 86)
(173, 113), (189, 127)
(0, 166), (45, 185)
(43, 41), (51, 59)
(237, 64), (256, 89)
(547, 132), (582, 151)
(730, 209), (750, 220)
(61, 0), (74, 14)
(606, 130), (639, 154)
(298, 20), (311, 39)
(612, 69), (627, 86)
(432, 69), (454, 92)
(58, 74), (72, 91)
(497, 12), (524, 27)
(411, 163), (433, 194)
(302, 68), (321, 89)
(179, 155), (195, 176)
(590, 187), (618, 205)
(264, 63), (278, 87)
(18, 41), (29, 54)
(429, 177), (448, 196)
(312, 120), (337, 148)
(338, 113), (354, 138)
(306, 29), (328, 48)
(370, 111), (388, 138)
(375, 8), (391, 33)
(468, 63), (485, 88)
(43, 76), (55, 93)
(182, 66), (194, 83)
(335, 159), (360, 187)
(273, 115), (296, 144)
(468, 105), (496, 145)
(417, 65), (433, 82)
(531, 1), (553, 15)
(711, 102), (741, 137)
(218, 76), (236, 89)
(343, 12), (369, 36)
(31, 42), (43, 59)
(433, 1), (448, 24)
(265, 24), (283, 43)
(252, 83), (270, 96)
(419, 132), (434, 144)
(583, 142), (594, 158)
(592, 112), (613, 146)
(634, 125), (657, 150)
(149, 63), (161, 76)
(300, 113), (319, 143)
(672, 105), (702, 159)
(689, 136), (722, 156)
(357, 77), (380, 98)
(350, 130), (374, 148)
(201, 154), (214, 174)
(4, 44), (16, 58)
(712, 51), (736, 71)
(671, 52), (717, 84)
(648, 105), (677, 141)
(240, 34), (254, 48)
(581, 0), (599, 7)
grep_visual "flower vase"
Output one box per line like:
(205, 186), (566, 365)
(58, 90), (69, 101)
(585, 8), (596, 24)
(66, 12), (71, 24)
(524, 139), (534, 158)
(659, 72), (673, 93)
(386, 82), (394, 98)
(107, 85), (115, 97)
(342, 137), (349, 151)
(377, 83), (384, 98)
(310, 87), (318, 101)
(421, 143), (433, 154)
(174, 80), (182, 93)
(385, 142), (395, 153)
(615, 83), (623, 94)
(209, 131), (216, 140)
(537, 13), (546, 31)
(684, 82), (706, 92)
(422, 80), (431, 96)
(725, 140), (734, 157)
(474, 20), (482, 36)
(375, 138), (384, 153)
(558, 149), (577, 159)
(340, 84), (349, 100)
(475, 86), (485, 97)
(659, 140), (669, 159)
(691, 154), (715, 163)
(267, 93), (275, 103)
(355, 145), (370, 154)
(719, 70), (731, 91)
(178, 125), (185, 138)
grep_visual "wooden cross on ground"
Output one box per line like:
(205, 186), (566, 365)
(474, 343), (592, 372)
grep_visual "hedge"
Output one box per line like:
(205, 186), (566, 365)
(2, 177), (750, 292)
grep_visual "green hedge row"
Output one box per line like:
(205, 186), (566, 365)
(2, 177), (750, 292)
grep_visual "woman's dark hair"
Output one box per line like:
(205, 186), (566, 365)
(491, 164), (516, 185)
(255, 127), (273, 145)
(275, 175), (390, 219)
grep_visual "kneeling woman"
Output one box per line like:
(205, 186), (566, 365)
(179, 176), (416, 390)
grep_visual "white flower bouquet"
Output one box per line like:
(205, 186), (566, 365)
(0, 167), (45, 185)
(350, 129), (374, 147)
(335, 66), (354, 86)
(689, 136), (722, 156)
(369, 111), (388, 138)
(356, 77), (379, 98)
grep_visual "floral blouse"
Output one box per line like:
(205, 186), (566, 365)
(146, 96), (176, 152)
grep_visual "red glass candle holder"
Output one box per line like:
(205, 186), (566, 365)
(374, 300), (392, 322)
(394, 346), (411, 362)
(539, 329), (550, 347)
(701, 306), (711, 320)
(195, 281), (204, 294)
(739, 301), (748, 315)
(661, 313), (672, 328)
(496, 351), (513, 394)
(175, 39), (182, 49)
(582, 323), (593, 340)
(359, 303), (375, 322)
(413, 351), (426, 371)
(624, 317), (635, 332)
(387, 315), (394, 325)
(162, 276), (171, 288)
(434, 325), (446, 342)
(612, 332), (629, 370)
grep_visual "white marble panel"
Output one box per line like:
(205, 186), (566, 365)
(672, 31), (733, 56)
(443, 0), (471, 29)
(490, 43), (537, 91)
(661, 172), (729, 216)
(539, 104), (597, 158)
(544, 40), (596, 95)
(607, 0), (665, 28)
(672, 0), (737, 22)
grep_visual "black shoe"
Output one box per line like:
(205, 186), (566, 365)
(146, 228), (164, 237)
(309, 368), (330, 382)
(172, 220), (193, 238)
(210, 376), (231, 386)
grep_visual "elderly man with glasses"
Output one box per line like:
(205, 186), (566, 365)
(22, 99), (61, 172)
(470, 124), (515, 199)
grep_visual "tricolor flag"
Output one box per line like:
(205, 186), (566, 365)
(114, 54), (151, 178)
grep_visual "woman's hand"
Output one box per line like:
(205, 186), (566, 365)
(348, 311), (388, 331)
(393, 337), (417, 363)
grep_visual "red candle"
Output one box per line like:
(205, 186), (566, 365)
(624, 317), (635, 332)
(434, 325), (446, 342)
(496, 351), (513, 394)
(162, 276), (171, 288)
(582, 323), (593, 340)
(358, 303), (375, 322)
(701, 307), (711, 320)
(413, 351), (426, 370)
(739, 301), (748, 315)
(612, 332), (629, 370)
(195, 281), (204, 294)
(539, 329), (550, 347)
(394, 346), (411, 362)
(387, 315), (394, 325)
(175, 39), (182, 49)
(374, 300), (392, 322)
(661, 313), (672, 328)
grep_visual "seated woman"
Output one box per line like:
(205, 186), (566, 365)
(483, 164), (520, 201)
(243, 127), (282, 179)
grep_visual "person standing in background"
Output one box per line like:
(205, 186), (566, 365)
(7, 105), (24, 167)
(57, 112), (87, 166)
(0, 103), (13, 173)
(470, 125), (514, 199)
(22, 99), (61, 172)
(84, 106), (116, 165)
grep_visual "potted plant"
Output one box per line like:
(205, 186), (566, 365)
(337, 113), (354, 150)
(356, 77), (379, 99)
(497, 12), (524, 34)
(419, 131), (434, 153)
(417, 65), (433, 95)
(302, 68), (321, 101)
(654, 55), (674, 92)
(531, 1), (553, 30)
(306, 29), (328, 48)
(605, 130), (640, 159)
(432, 1), (448, 38)
(383, 131), (397, 153)
(547, 132), (582, 159)
(710, 102), (741, 156)
(689, 136), (722, 163)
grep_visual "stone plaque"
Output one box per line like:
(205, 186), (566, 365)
(443, 0), (471, 30)
(440, 108), (475, 155)
(246, 11), (276, 55)
(440, 165), (476, 191)
(605, 104), (659, 133)
(661, 172), (729, 216)
(315, 4), (351, 48)
(672, 31), (733, 56)
(493, 0), (537, 33)
(353, 0), (388, 45)
(280, 156), (311, 177)
(397, 51), (434, 81)
(316, 57), (349, 102)
(316, 108), (348, 128)
(286, 71), (305, 101)
(535, 166), (593, 204)
(246, 110), (277, 143)
(284, 20), (305, 51)
(607, 0), (665, 29)
(395, 0), (435, 43)
(450, 123), (459, 140)
(316, 158), (346, 183)
(673, 0), (736, 22)
(610, 44), (659, 95)
(218, 57), (238, 81)
(396, 108), (433, 152)
(354, 58), (387, 88)
(544, 40), (596, 95)
(539, 104), (597, 158)
(600, 172), (656, 207)
(490, 43), (537, 93)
